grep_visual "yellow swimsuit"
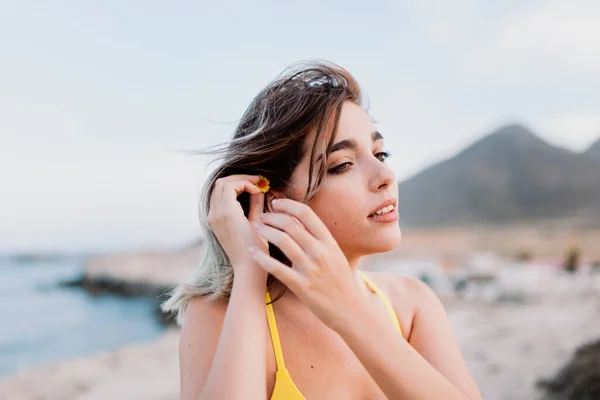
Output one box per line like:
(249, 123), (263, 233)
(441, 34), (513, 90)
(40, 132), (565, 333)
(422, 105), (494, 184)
(266, 270), (403, 400)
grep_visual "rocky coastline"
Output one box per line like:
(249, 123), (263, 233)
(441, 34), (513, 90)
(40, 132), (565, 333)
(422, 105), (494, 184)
(2, 240), (600, 400)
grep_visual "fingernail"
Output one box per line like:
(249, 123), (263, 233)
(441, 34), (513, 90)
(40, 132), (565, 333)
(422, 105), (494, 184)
(271, 199), (280, 206)
(253, 222), (264, 230)
(248, 246), (258, 255)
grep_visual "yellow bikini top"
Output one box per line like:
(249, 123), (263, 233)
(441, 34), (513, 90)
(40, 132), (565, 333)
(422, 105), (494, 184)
(266, 270), (402, 400)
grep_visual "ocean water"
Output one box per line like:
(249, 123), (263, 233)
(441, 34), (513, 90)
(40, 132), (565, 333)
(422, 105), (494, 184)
(0, 256), (167, 378)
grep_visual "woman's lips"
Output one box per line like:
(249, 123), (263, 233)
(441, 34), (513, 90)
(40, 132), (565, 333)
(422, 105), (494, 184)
(367, 208), (399, 223)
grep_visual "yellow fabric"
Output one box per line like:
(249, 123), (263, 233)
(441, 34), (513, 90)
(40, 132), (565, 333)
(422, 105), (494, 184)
(357, 271), (403, 334)
(266, 271), (402, 400)
(266, 290), (305, 400)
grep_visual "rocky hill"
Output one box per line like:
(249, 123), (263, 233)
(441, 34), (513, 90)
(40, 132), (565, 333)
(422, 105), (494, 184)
(398, 124), (600, 227)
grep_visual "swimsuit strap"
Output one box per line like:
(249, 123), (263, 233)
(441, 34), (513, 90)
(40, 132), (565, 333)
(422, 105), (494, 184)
(266, 291), (286, 370)
(357, 270), (402, 334)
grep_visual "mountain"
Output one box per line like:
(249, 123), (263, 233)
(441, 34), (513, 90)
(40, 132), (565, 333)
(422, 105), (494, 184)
(397, 124), (600, 227)
(584, 137), (600, 160)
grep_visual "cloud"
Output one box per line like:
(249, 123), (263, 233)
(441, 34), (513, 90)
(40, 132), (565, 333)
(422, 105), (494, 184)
(404, 0), (478, 43)
(536, 110), (600, 151)
(466, 0), (600, 82)
(500, 1), (600, 72)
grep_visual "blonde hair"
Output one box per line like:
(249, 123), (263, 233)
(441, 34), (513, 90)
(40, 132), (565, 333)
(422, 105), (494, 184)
(161, 60), (363, 325)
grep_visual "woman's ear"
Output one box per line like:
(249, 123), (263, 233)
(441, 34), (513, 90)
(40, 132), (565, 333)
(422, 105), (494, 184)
(265, 190), (286, 213)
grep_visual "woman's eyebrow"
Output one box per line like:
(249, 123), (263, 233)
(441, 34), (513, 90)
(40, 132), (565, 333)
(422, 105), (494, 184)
(330, 131), (384, 153)
(317, 131), (384, 161)
(314, 139), (356, 163)
(330, 139), (357, 154)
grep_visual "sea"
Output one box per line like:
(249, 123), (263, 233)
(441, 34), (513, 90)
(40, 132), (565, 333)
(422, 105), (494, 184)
(0, 255), (167, 378)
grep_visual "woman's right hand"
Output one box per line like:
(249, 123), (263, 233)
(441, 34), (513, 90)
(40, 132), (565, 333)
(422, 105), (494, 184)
(207, 174), (269, 280)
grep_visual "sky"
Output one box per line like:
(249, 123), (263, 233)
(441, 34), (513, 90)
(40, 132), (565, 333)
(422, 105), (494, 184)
(1, 0), (599, 253)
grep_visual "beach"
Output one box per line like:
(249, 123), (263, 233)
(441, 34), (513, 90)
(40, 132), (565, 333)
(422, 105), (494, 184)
(2, 232), (599, 400)
(2, 291), (599, 400)
(0, 330), (180, 400)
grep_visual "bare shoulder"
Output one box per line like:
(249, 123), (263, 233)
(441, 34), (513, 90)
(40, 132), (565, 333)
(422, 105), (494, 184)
(179, 295), (228, 356)
(361, 270), (433, 308)
(180, 295), (228, 348)
(184, 295), (228, 322)
(361, 271), (434, 339)
(363, 274), (482, 399)
(179, 296), (228, 399)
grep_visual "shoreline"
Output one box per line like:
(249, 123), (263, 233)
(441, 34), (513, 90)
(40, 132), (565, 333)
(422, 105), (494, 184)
(0, 330), (180, 400)
(62, 244), (205, 326)
(3, 294), (599, 400)
(60, 274), (177, 326)
(3, 236), (600, 399)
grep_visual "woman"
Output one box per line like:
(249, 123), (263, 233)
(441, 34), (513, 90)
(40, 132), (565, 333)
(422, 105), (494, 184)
(162, 61), (482, 400)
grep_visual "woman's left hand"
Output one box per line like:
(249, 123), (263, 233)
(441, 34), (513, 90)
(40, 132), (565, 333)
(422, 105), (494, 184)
(248, 198), (364, 332)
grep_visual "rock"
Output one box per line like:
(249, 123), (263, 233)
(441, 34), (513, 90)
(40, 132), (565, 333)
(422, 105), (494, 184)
(536, 338), (600, 400)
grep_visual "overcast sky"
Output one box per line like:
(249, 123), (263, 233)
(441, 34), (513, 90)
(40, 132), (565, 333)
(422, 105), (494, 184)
(1, 0), (599, 253)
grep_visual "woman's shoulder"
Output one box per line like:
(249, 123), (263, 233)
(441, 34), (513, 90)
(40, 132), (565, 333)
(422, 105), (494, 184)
(363, 270), (450, 327)
(182, 295), (228, 328)
(360, 270), (439, 332)
(361, 270), (431, 303)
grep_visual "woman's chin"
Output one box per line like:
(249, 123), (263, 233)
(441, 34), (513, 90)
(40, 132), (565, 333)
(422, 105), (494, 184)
(359, 230), (402, 255)
(379, 236), (402, 253)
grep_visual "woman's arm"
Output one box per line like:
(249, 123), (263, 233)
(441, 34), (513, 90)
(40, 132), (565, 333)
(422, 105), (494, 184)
(337, 276), (482, 400)
(179, 268), (268, 400)
(179, 175), (271, 399)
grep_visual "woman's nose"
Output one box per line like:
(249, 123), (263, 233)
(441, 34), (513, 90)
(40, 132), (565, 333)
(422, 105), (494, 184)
(370, 161), (396, 191)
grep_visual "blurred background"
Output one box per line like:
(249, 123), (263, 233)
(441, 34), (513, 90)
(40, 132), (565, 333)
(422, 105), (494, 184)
(1, 1), (599, 399)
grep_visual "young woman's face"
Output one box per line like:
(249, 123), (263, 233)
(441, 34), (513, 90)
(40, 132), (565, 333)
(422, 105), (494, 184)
(287, 101), (402, 259)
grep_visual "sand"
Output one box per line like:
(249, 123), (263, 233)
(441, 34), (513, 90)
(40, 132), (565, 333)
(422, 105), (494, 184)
(450, 294), (600, 400)
(2, 235), (599, 400)
(2, 281), (599, 400)
(0, 330), (180, 400)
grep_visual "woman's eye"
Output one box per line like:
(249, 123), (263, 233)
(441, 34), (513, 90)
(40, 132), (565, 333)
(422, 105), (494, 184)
(375, 151), (391, 162)
(327, 152), (391, 174)
(328, 162), (352, 174)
